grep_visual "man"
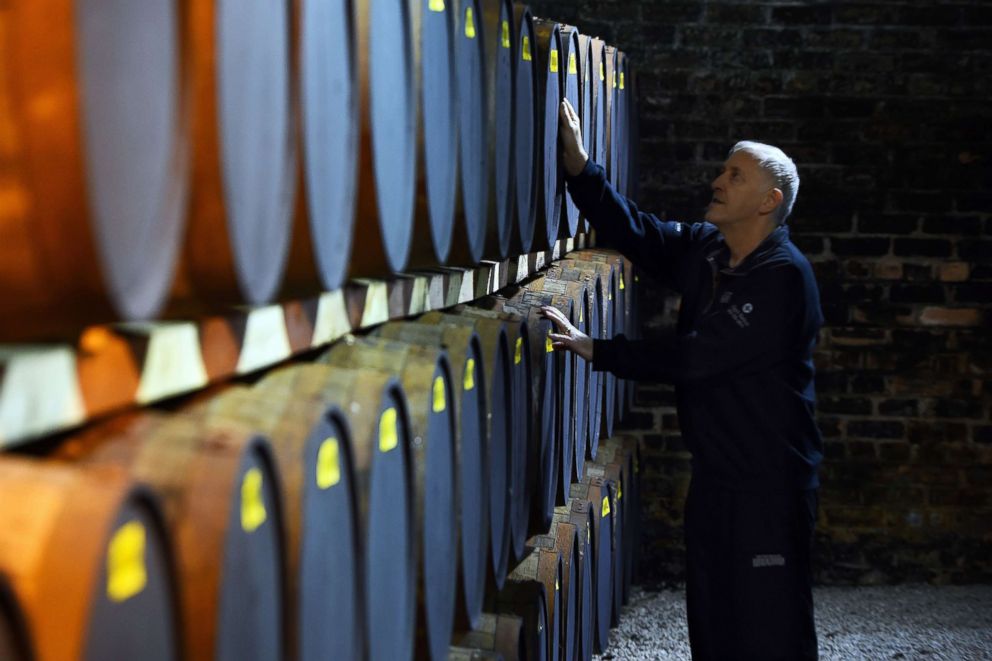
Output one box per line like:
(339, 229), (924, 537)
(543, 98), (823, 660)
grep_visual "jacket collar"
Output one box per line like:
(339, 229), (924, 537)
(707, 224), (789, 275)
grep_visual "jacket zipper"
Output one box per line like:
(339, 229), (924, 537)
(703, 255), (720, 314)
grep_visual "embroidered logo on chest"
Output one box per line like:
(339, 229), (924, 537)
(727, 304), (751, 328)
(742, 302), (753, 313)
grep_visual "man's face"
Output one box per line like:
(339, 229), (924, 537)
(704, 151), (776, 228)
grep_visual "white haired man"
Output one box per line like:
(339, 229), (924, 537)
(543, 98), (823, 660)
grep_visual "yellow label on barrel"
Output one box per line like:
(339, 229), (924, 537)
(600, 61), (605, 81)
(556, 576), (560, 591)
(587, 526), (591, 545)
(618, 480), (623, 501)
(546, 333), (554, 353)
(463, 358), (476, 391)
(501, 20), (510, 48)
(428, 0), (445, 11)
(568, 52), (577, 75)
(620, 72), (625, 90)
(613, 72), (617, 89)
(579, 306), (584, 323)
(635, 275), (640, 283)
(432, 375), (446, 413)
(316, 438), (341, 489)
(514, 337), (523, 365)
(550, 49), (559, 73)
(464, 7), (476, 38)
(107, 521), (147, 602)
(241, 468), (267, 533)
(620, 272), (625, 290)
(379, 407), (398, 452)
(522, 36), (532, 61)
(601, 494), (611, 518)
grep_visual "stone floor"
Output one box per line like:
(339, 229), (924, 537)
(595, 583), (992, 660)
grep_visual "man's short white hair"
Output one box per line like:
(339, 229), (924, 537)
(729, 141), (799, 226)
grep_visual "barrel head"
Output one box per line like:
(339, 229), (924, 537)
(366, 385), (416, 661)
(533, 20), (562, 250)
(76, 0), (187, 320)
(419, 0), (458, 263)
(368, 0), (417, 272)
(490, 0), (515, 260)
(560, 27), (581, 239)
(299, 410), (363, 661)
(453, 0), (489, 264)
(458, 339), (489, 629)
(488, 329), (512, 590)
(83, 493), (178, 661)
(301, 0), (360, 290)
(512, 6), (537, 255)
(215, 0), (295, 303)
(215, 442), (284, 661)
(424, 359), (458, 661)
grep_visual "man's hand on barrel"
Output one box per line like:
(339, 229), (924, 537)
(559, 98), (589, 177)
(540, 305), (594, 361)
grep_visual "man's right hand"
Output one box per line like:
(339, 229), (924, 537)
(559, 98), (589, 177)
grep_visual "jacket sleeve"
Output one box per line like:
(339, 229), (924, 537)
(565, 159), (700, 292)
(592, 265), (804, 384)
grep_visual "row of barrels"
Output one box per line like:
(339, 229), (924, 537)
(0, 249), (640, 660)
(0, 1), (639, 341)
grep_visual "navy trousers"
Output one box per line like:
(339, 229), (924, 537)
(684, 478), (819, 660)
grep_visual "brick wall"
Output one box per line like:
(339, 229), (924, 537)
(528, 0), (992, 585)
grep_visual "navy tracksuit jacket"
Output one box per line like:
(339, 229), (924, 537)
(566, 159), (823, 659)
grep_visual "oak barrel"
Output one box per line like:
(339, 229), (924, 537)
(408, 0), (458, 266)
(375, 321), (489, 631)
(350, 0), (418, 274)
(481, 0), (517, 260)
(255, 364), (417, 661)
(529, 18), (563, 250)
(558, 25), (581, 239)
(449, 0), (490, 265)
(454, 306), (534, 563)
(496, 544), (560, 661)
(193, 384), (362, 661)
(0, 457), (178, 660)
(322, 337), (458, 661)
(58, 412), (285, 661)
(453, 612), (526, 660)
(296, 0), (360, 291)
(0, 0), (188, 338)
(511, 4), (538, 255)
(419, 311), (514, 589)
(184, 0), (299, 304)
(469, 292), (559, 539)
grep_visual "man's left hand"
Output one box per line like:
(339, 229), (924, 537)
(540, 305), (593, 361)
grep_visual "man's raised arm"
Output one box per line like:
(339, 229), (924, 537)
(559, 98), (697, 290)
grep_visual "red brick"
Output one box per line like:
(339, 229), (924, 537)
(919, 307), (983, 327)
(938, 262), (970, 282)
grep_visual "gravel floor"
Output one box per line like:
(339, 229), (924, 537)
(595, 584), (992, 660)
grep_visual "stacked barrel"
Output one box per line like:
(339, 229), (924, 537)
(0, 251), (646, 661)
(0, 1), (645, 660)
(0, 1), (639, 341)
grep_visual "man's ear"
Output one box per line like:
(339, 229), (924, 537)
(761, 187), (784, 216)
